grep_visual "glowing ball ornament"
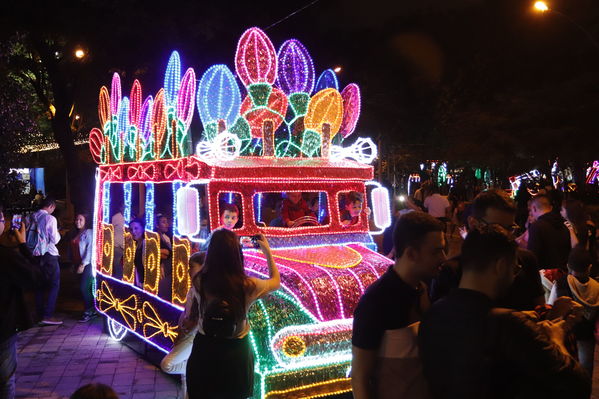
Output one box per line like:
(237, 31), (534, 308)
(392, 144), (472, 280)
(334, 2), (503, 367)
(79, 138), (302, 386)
(315, 69), (339, 92)
(240, 87), (288, 138)
(197, 64), (241, 128)
(235, 27), (278, 87)
(339, 84), (361, 138)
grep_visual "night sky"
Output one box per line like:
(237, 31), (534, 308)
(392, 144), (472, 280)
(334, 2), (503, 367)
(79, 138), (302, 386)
(3, 0), (599, 171)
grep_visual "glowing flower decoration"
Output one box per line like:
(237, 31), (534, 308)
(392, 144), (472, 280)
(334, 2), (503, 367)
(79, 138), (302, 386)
(140, 95), (154, 143)
(117, 97), (130, 139)
(304, 88), (343, 136)
(235, 27), (277, 86)
(98, 86), (110, 127)
(240, 87), (288, 138)
(152, 89), (167, 144)
(338, 84), (361, 138)
(277, 39), (315, 95)
(197, 64), (241, 128)
(129, 80), (142, 128)
(164, 51), (181, 106)
(177, 67), (196, 129)
(110, 73), (122, 117)
(315, 69), (339, 92)
(89, 127), (104, 164)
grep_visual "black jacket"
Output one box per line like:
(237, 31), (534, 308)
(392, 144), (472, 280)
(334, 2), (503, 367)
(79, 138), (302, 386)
(528, 212), (570, 270)
(0, 243), (41, 342)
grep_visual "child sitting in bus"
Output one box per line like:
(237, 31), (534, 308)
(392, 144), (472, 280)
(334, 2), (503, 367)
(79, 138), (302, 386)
(220, 203), (240, 230)
(282, 192), (315, 227)
(341, 191), (369, 226)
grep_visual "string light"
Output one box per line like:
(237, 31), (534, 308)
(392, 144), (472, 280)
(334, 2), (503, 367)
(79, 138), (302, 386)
(235, 27), (278, 86)
(176, 186), (200, 236)
(110, 73), (122, 117)
(197, 64), (242, 129)
(330, 137), (377, 164)
(152, 89), (167, 157)
(304, 88), (343, 137)
(99, 86), (110, 126)
(177, 67), (196, 129)
(240, 88), (288, 138)
(276, 39), (315, 95)
(315, 69), (339, 92)
(171, 236), (191, 306)
(89, 128), (103, 164)
(129, 80), (142, 127)
(338, 84), (361, 138)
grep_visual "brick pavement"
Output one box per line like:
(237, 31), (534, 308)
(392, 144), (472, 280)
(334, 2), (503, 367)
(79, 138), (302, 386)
(14, 314), (181, 399)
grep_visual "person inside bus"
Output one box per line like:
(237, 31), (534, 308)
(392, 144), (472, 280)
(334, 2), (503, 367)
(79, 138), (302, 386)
(157, 214), (173, 301)
(186, 229), (280, 399)
(129, 218), (145, 288)
(341, 191), (370, 226)
(220, 203), (240, 230)
(281, 192), (314, 227)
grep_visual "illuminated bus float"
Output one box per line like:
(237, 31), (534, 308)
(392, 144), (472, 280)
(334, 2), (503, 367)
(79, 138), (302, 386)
(89, 27), (393, 399)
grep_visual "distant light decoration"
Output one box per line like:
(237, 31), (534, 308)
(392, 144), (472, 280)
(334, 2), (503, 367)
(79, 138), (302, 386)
(197, 64), (242, 128)
(304, 88), (344, 137)
(164, 51), (181, 106)
(110, 73), (122, 117)
(276, 39), (315, 95)
(315, 69), (339, 92)
(330, 137), (377, 164)
(586, 161), (599, 185)
(437, 162), (447, 186)
(235, 27), (278, 86)
(338, 84), (361, 138)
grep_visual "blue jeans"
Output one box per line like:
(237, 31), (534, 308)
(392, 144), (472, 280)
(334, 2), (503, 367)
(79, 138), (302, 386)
(0, 335), (17, 399)
(35, 254), (61, 319)
(80, 264), (94, 313)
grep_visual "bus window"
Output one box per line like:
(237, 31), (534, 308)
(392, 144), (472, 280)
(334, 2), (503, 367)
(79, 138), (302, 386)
(254, 192), (328, 228)
(218, 193), (243, 230)
(338, 191), (367, 227)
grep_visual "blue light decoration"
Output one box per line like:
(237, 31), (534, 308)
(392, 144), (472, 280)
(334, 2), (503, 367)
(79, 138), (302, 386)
(145, 183), (155, 230)
(315, 69), (339, 92)
(117, 97), (130, 139)
(227, 192), (234, 204)
(102, 182), (111, 223)
(172, 181), (184, 236)
(124, 182), (132, 226)
(256, 192), (263, 223)
(164, 51), (181, 107)
(197, 64), (242, 130)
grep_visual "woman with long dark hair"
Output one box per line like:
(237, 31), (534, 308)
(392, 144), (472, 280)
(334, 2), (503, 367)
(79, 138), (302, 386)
(186, 229), (280, 399)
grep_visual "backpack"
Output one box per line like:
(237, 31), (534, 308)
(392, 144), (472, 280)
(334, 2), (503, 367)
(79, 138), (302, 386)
(203, 299), (238, 339)
(26, 217), (39, 253)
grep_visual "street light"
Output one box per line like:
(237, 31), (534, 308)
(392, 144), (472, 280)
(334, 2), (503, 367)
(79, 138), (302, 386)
(534, 1), (549, 12)
(74, 48), (86, 59)
(333, 66), (342, 73)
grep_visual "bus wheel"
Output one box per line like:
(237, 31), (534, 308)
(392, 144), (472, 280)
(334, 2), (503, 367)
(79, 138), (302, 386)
(107, 318), (127, 341)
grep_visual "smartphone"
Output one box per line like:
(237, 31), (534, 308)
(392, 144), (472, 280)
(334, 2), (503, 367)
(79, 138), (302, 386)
(11, 214), (22, 230)
(250, 235), (261, 249)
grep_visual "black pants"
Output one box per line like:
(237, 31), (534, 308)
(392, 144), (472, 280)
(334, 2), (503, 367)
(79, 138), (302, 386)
(186, 333), (253, 399)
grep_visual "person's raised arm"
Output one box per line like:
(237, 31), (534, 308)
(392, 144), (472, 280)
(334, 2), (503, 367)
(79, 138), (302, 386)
(255, 234), (280, 293)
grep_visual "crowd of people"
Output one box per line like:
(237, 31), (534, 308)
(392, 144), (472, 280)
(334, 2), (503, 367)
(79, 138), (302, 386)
(1, 180), (598, 399)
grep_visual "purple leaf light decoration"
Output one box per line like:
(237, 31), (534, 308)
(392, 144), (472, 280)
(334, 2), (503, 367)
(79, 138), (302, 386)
(140, 95), (154, 143)
(276, 39), (315, 95)
(177, 67), (196, 129)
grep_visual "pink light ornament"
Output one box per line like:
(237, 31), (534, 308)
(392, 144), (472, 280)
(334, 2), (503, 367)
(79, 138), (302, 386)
(235, 27), (277, 86)
(338, 84), (361, 138)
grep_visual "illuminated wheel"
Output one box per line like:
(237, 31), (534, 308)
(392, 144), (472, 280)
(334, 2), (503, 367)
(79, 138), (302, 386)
(291, 216), (320, 227)
(107, 318), (127, 341)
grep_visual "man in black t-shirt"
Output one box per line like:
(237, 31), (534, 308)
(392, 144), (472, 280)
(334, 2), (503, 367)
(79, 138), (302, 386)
(352, 212), (445, 399)
(430, 189), (545, 310)
(420, 227), (589, 399)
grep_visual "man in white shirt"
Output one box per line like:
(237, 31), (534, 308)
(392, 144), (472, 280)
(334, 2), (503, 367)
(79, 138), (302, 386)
(423, 186), (451, 220)
(30, 197), (62, 325)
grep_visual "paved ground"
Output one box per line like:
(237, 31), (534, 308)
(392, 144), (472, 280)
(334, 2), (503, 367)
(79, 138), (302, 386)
(14, 315), (180, 399)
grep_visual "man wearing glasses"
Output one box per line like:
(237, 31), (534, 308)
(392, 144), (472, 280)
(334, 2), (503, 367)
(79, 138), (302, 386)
(430, 189), (545, 310)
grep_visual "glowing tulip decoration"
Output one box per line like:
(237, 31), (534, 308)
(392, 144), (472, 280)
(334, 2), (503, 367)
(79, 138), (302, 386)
(139, 96), (154, 161)
(315, 69), (339, 92)
(177, 68), (196, 129)
(152, 89), (167, 155)
(98, 86), (110, 128)
(304, 88), (344, 137)
(164, 51), (181, 106)
(235, 27), (278, 86)
(197, 64), (241, 129)
(338, 84), (361, 138)
(89, 127), (104, 164)
(117, 97), (130, 139)
(240, 87), (288, 138)
(110, 73), (122, 117)
(129, 80), (142, 128)
(277, 39), (315, 95)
